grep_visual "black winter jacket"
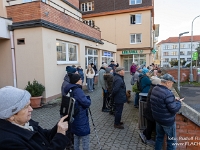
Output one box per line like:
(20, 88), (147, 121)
(150, 85), (181, 126)
(0, 119), (68, 150)
(104, 73), (113, 94)
(112, 74), (127, 104)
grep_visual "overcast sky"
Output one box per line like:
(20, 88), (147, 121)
(154, 0), (200, 42)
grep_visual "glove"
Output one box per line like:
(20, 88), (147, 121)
(86, 95), (91, 101)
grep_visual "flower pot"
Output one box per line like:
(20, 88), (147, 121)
(30, 96), (42, 108)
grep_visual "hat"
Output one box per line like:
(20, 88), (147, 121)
(161, 73), (176, 83)
(105, 67), (112, 73)
(102, 63), (108, 68)
(151, 76), (161, 85)
(111, 60), (114, 62)
(72, 64), (76, 68)
(66, 66), (76, 73)
(115, 67), (124, 72)
(68, 73), (81, 84)
(142, 68), (149, 74)
(0, 86), (31, 119)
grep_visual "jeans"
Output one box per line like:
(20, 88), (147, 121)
(155, 122), (176, 150)
(74, 134), (90, 150)
(134, 92), (139, 106)
(114, 103), (124, 125)
(87, 78), (93, 91)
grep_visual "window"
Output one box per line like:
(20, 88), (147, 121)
(130, 14), (141, 24)
(171, 58), (177, 61)
(130, 34), (142, 44)
(57, 40), (78, 64)
(83, 20), (95, 27)
(180, 51), (185, 55)
(130, 0), (142, 5)
(180, 44), (185, 48)
(102, 51), (114, 64)
(85, 48), (98, 69)
(163, 52), (168, 56)
(164, 58), (169, 62)
(81, 2), (94, 12)
(172, 45), (178, 49)
(187, 58), (191, 61)
(17, 38), (25, 45)
(171, 51), (177, 56)
(164, 45), (169, 49)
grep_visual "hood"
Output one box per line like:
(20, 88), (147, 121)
(64, 74), (70, 82)
(64, 83), (81, 94)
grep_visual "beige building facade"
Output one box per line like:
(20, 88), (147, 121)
(0, 0), (116, 102)
(80, 0), (155, 71)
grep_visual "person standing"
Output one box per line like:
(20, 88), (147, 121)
(86, 65), (95, 92)
(150, 74), (182, 150)
(112, 67), (127, 129)
(77, 66), (84, 84)
(130, 62), (137, 76)
(109, 60), (119, 73)
(90, 63), (97, 89)
(64, 73), (91, 150)
(99, 63), (110, 112)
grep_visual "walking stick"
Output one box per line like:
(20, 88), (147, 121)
(88, 108), (102, 150)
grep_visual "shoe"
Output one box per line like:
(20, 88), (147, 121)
(114, 124), (124, 129)
(146, 139), (155, 146)
(120, 122), (124, 125)
(139, 132), (147, 143)
(134, 105), (139, 108)
(102, 108), (110, 112)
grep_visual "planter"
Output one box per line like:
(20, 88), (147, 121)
(30, 96), (42, 108)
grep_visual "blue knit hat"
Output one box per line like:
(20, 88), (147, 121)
(66, 66), (76, 73)
(142, 68), (149, 74)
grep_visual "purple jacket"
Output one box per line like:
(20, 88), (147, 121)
(130, 65), (136, 74)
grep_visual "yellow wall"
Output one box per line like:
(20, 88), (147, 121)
(0, 39), (13, 87)
(86, 10), (152, 49)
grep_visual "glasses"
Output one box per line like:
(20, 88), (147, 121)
(23, 103), (31, 109)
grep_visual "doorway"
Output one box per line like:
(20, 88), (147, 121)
(123, 55), (133, 72)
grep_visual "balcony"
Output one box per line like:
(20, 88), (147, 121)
(6, 0), (102, 43)
(0, 17), (12, 39)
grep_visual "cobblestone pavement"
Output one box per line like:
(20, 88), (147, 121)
(32, 73), (154, 150)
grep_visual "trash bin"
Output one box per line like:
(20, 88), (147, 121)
(138, 93), (148, 130)
(197, 68), (200, 83)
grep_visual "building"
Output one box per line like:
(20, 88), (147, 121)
(0, 0), (116, 102)
(79, 0), (155, 71)
(157, 36), (200, 67)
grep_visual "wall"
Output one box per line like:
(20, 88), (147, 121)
(0, 39), (14, 88)
(86, 10), (152, 49)
(167, 68), (197, 82)
(176, 114), (200, 150)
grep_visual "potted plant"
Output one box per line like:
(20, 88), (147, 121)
(25, 79), (45, 108)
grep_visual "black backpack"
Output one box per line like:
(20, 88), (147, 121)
(137, 75), (145, 92)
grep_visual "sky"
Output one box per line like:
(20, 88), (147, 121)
(154, 0), (200, 42)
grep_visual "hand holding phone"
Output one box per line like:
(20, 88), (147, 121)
(179, 97), (184, 101)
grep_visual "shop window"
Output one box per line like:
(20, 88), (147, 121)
(130, 34), (142, 44)
(56, 40), (78, 64)
(81, 2), (94, 12)
(130, 14), (141, 24)
(130, 0), (142, 5)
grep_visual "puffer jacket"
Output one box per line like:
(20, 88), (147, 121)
(112, 73), (127, 104)
(64, 84), (91, 136)
(139, 74), (151, 93)
(61, 74), (70, 96)
(104, 73), (113, 94)
(150, 84), (181, 126)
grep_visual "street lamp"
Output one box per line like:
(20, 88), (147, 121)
(190, 15), (200, 82)
(178, 32), (189, 91)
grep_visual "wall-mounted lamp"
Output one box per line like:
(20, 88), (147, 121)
(56, 42), (59, 46)
(44, 11), (49, 16)
(96, 43), (98, 46)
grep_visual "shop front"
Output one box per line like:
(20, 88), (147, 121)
(117, 49), (152, 72)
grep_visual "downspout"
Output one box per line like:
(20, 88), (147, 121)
(9, 31), (17, 87)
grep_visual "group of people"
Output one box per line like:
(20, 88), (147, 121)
(130, 62), (182, 149)
(0, 60), (182, 150)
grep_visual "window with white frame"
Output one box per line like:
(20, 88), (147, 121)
(102, 51), (114, 64)
(171, 51), (177, 56)
(130, 0), (142, 5)
(85, 48), (98, 69)
(130, 14), (141, 24)
(187, 51), (191, 55)
(56, 40), (78, 64)
(83, 20), (95, 27)
(171, 58), (177, 61)
(187, 58), (191, 61)
(164, 45), (169, 49)
(164, 58), (169, 62)
(180, 44), (185, 48)
(81, 2), (94, 12)
(180, 51), (185, 55)
(163, 52), (168, 56)
(172, 45), (178, 49)
(130, 34), (142, 44)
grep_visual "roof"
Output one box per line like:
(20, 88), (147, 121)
(157, 35), (200, 45)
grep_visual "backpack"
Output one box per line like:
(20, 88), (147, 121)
(137, 75), (145, 92)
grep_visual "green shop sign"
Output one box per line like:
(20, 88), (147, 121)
(122, 50), (143, 54)
(192, 52), (198, 60)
